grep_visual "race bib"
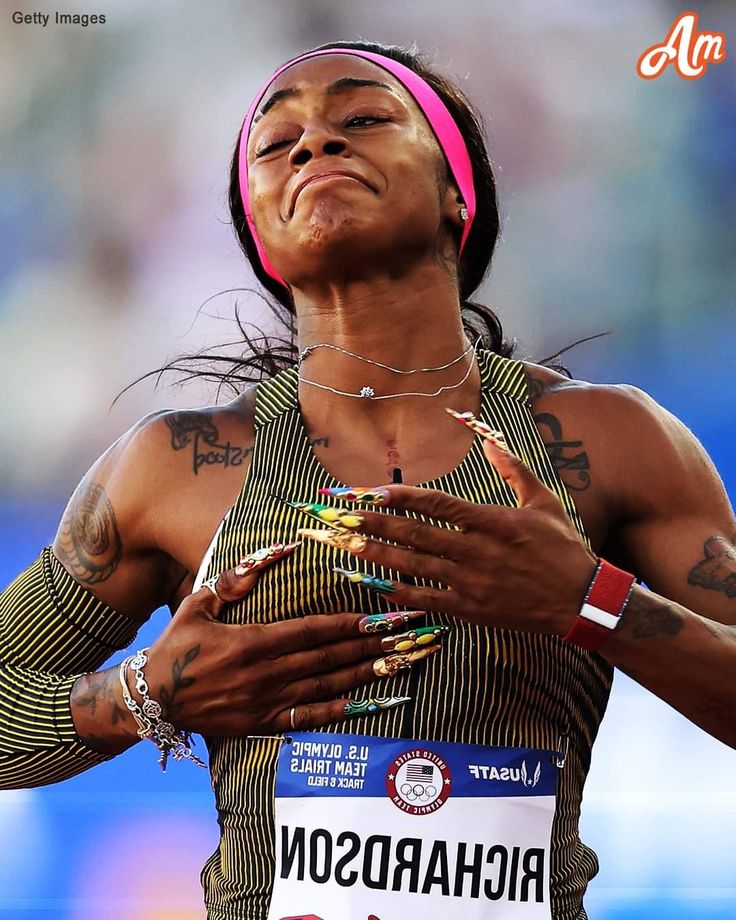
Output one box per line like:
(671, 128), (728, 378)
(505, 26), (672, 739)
(267, 732), (558, 920)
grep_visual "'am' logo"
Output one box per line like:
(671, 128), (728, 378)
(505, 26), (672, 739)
(637, 11), (726, 80)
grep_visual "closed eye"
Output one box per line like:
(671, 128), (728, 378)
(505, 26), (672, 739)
(345, 114), (391, 127)
(255, 139), (291, 158)
(255, 115), (391, 158)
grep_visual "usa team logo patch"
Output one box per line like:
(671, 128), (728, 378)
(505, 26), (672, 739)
(385, 748), (452, 815)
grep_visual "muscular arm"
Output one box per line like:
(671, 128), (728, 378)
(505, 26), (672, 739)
(0, 397), (256, 786)
(552, 381), (736, 745)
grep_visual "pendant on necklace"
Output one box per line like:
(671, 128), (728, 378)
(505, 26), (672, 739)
(359, 386), (375, 398)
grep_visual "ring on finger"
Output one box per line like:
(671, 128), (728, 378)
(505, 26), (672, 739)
(202, 574), (224, 599)
(289, 706), (297, 730)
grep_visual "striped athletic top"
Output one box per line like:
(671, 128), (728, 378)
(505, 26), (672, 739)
(195, 348), (613, 920)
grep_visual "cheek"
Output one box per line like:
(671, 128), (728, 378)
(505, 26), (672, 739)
(389, 136), (446, 210)
(247, 171), (284, 239)
(390, 159), (444, 219)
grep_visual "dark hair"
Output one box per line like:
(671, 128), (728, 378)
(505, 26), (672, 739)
(122, 40), (594, 402)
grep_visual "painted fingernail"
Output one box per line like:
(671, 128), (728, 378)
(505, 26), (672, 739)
(334, 567), (395, 595)
(380, 625), (451, 652)
(285, 500), (364, 530)
(344, 695), (411, 717)
(298, 527), (368, 553)
(372, 645), (441, 677)
(318, 487), (391, 505)
(234, 541), (301, 576)
(358, 610), (426, 634)
(445, 408), (509, 451)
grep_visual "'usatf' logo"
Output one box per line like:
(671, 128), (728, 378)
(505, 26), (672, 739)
(637, 11), (727, 80)
(468, 760), (542, 787)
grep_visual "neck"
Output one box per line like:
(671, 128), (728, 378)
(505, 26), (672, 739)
(291, 261), (482, 447)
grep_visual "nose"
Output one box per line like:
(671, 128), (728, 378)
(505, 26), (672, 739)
(288, 119), (349, 167)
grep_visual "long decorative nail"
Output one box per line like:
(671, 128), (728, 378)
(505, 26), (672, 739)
(284, 500), (364, 530)
(445, 408), (509, 450)
(380, 625), (451, 652)
(318, 487), (391, 505)
(234, 541), (301, 576)
(298, 527), (368, 553)
(344, 696), (411, 717)
(373, 645), (441, 677)
(334, 567), (395, 595)
(358, 610), (426, 634)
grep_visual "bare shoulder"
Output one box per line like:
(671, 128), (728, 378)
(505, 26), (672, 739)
(521, 358), (688, 437)
(52, 387), (258, 621)
(520, 360), (730, 526)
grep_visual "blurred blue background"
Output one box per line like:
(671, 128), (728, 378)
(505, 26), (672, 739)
(1, 0), (734, 917)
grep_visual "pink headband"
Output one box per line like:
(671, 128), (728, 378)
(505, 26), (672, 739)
(238, 47), (477, 291)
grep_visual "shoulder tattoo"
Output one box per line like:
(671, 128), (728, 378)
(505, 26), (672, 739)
(534, 411), (591, 492)
(57, 481), (122, 585)
(164, 411), (252, 475)
(523, 369), (591, 491)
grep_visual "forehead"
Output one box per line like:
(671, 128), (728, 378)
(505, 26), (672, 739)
(255, 54), (412, 120)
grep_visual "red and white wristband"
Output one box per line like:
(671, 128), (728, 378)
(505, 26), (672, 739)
(562, 558), (637, 651)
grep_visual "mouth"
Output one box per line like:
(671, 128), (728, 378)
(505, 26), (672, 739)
(290, 172), (374, 216)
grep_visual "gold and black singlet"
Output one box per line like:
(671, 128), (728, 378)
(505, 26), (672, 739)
(195, 348), (613, 920)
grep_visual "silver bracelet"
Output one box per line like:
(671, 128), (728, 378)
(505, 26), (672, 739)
(118, 655), (151, 738)
(120, 648), (206, 772)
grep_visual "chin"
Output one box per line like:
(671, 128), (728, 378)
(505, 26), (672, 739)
(299, 202), (372, 251)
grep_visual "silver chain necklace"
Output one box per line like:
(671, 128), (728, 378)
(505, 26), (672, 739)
(297, 339), (479, 400)
(297, 339), (474, 374)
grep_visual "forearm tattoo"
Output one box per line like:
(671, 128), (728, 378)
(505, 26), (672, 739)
(617, 590), (684, 639)
(72, 667), (130, 752)
(687, 536), (736, 598)
(56, 482), (122, 585)
(164, 412), (252, 475)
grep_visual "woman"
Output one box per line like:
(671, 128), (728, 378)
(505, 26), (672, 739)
(2, 39), (735, 920)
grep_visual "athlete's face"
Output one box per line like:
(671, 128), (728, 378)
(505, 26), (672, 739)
(245, 55), (464, 288)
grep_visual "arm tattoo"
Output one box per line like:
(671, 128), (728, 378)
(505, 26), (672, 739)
(72, 668), (130, 752)
(617, 591), (683, 639)
(57, 482), (122, 585)
(74, 668), (127, 724)
(165, 412), (252, 475)
(534, 411), (591, 491)
(687, 536), (736, 598)
(157, 645), (200, 720)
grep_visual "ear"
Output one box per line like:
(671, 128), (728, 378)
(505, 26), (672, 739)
(440, 182), (466, 237)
